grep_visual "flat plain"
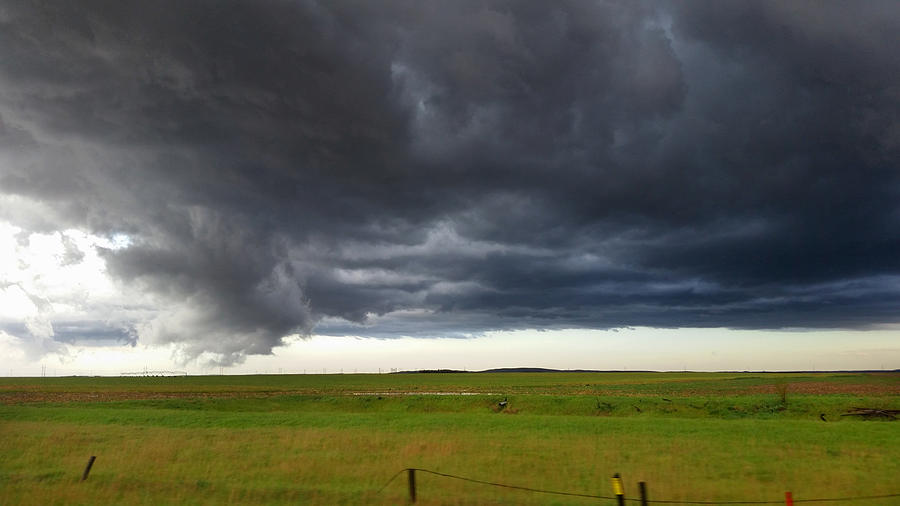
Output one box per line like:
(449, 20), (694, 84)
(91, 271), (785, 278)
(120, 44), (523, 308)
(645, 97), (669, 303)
(1, 371), (898, 505)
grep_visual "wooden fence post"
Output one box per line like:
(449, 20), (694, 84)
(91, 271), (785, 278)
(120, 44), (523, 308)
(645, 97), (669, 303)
(612, 473), (625, 506)
(639, 481), (648, 506)
(81, 456), (96, 481)
(408, 468), (416, 503)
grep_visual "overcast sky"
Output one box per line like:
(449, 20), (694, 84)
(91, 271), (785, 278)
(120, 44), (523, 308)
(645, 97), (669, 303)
(1, 1), (898, 372)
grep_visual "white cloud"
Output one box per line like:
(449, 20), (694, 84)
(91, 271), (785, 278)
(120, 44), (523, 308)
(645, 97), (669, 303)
(0, 221), (148, 354)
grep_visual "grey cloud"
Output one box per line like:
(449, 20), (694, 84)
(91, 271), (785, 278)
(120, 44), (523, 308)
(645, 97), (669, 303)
(59, 233), (85, 265)
(0, 0), (898, 364)
(39, 321), (136, 346)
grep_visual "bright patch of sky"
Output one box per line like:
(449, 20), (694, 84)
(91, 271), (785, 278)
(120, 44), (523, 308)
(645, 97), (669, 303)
(0, 222), (140, 357)
(4, 327), (898, 377)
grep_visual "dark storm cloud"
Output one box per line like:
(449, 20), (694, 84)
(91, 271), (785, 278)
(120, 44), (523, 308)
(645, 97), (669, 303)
(1, 0), (898, 364)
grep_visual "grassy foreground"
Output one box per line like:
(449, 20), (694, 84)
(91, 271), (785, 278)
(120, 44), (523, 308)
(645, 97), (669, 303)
(1, 372), (898, 505)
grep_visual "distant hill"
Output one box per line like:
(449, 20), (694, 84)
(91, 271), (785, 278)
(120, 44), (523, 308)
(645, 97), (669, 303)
(397, 368), (614, 374)
(481, 367), (656, 373)
(394, 369), (467, 374)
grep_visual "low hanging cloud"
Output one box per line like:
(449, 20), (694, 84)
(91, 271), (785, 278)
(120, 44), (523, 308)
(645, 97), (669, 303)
(0, 1), (898, 365)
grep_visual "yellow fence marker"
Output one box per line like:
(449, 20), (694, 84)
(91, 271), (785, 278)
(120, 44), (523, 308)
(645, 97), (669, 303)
(612, 473), (625, 506)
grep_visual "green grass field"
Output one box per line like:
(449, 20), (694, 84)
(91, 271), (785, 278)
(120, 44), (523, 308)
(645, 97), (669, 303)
(1, 372), (898, 505)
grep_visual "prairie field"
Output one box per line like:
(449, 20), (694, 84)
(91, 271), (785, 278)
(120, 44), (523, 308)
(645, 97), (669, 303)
(1, 371), (898, 505)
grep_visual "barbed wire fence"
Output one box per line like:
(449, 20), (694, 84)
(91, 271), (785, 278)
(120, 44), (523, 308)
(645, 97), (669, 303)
(379, 467), (900, 504)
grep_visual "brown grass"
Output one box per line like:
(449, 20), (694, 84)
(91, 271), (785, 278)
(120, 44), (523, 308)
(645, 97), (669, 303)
(0, 390), (295, 405)
(744, 382), (900, 395)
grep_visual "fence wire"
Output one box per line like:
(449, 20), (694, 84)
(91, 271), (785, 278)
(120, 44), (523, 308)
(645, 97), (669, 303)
(379, 467), (900, 504)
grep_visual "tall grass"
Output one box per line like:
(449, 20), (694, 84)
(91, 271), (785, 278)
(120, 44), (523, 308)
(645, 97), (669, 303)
(2, 415), (898, 505)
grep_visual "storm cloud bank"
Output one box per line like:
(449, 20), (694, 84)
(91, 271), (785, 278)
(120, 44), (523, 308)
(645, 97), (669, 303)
(1, 1), (898, 364)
